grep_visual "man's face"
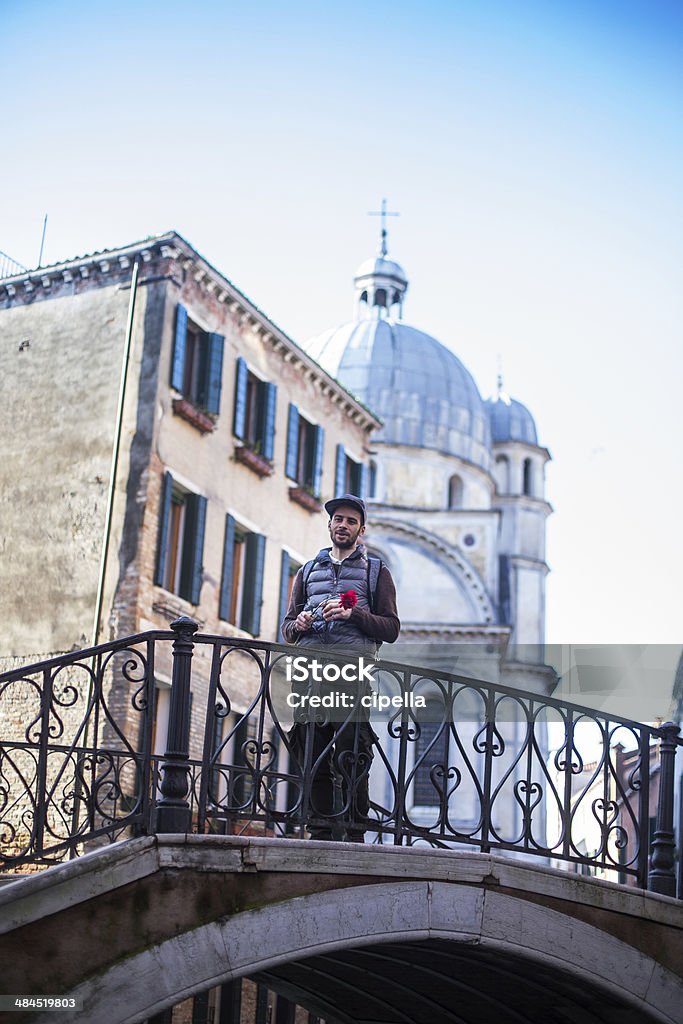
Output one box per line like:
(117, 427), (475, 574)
(328, 506), (365, 550)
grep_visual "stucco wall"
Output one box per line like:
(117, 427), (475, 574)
(0, 282), (135, 659)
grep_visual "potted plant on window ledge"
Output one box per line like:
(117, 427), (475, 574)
(172, 396), (216, 434)
(234, 441), (274, 477)
(288, 483), (322, 512)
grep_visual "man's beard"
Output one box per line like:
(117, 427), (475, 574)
(333, 529), (358, 550)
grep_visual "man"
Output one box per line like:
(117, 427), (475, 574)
(281, 493), (400, 842)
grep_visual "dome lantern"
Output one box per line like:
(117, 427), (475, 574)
(355, 199), (408, 320)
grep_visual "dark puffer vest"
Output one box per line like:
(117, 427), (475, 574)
(297, 544), (375, 655)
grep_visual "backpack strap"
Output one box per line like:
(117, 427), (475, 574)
(366, 556), (384, 613)
(301, 558), (316, 602)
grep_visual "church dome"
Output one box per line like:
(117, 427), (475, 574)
(486, 389), (538, 445)
(305, 217), (492, 470)
(306, 317), (491, 470)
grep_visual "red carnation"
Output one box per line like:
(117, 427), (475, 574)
(340, 589), (358, 609)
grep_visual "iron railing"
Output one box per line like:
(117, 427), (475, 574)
(0, 250), (27, 279)
(0, 617), (680, 896)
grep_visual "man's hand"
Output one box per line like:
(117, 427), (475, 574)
(295, 610), (314, 633)
(322, 599), (353, 622)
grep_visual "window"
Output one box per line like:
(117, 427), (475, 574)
(286, 404), (324, 496)
(155, 472), (207, 604)
(335, 444), (367, 497)
(219, 514), (266, 635)
(233, 357), (277, 459)
(171, 304), (224, 414)
(277, 550), (302, 641)
(368, 459), (378, 499)
(494, 454), (510, 494)
(523, 457), (534, 496)
(448, 474), (464, 509)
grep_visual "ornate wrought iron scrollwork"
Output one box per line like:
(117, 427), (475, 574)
(1, 629), (675, 887)
(554, 735), (584, 775)
(474, 720), (505, 756)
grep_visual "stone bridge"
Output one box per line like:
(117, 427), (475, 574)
(2, 835), (683, 1024)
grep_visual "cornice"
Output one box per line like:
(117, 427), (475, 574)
(164, 234), (381, 432)
(492, 438), (552, 461)
(399, 623), (510, 639)
(0, 244), (150, 299)
(369, 502), (498, 519)
(492, 495), (554, 516)
(0, 231), (381, 434)
(509, 555), (551, 575)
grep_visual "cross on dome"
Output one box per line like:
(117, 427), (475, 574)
(367, 198), (400, 257)
(355, 199), (408, 319)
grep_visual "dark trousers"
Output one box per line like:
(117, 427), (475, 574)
(290, 718), (375, 841)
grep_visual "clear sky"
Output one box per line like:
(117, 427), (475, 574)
(2, 0), (681, 644)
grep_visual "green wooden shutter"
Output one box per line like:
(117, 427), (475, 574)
(312, 426), (325, 497)
(180, 493), (207, 604)
(155, 471), (174, 586)
(233, 357), (248, 439)
(262, 382), (277, 460)
(277, 549), (291, 642)
(171, 305), (187, 391)
(204, 333), (225, 414)
(335, 444), (346, 496)
(241, 533), (266, 635)
(219, 514), (236, 621)
(285, 404), (299, 479)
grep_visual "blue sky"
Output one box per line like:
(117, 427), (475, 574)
(2, 0), (681, 643)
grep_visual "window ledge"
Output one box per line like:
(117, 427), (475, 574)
(152, 592), (204, 623)
(289, 486), (322, 513)
(172, 397), (215, 434)
(234, 444), (274, 477)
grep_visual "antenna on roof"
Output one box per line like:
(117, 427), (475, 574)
(37, 214), (48, 268)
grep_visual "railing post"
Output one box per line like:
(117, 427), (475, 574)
(648, 721), (680, 896)
(155, 616), (199, 834)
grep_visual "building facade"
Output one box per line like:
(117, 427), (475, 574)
(0, 231), (379, 760)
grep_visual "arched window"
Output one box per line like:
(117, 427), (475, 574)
(523, 458), (533, 496)
(448, 474), (464, 509)
(494, 455), (509, 494)
(368, 459), (377, 499)
(375, 288), (387, 308)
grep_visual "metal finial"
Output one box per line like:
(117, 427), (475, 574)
(368, 198), (400, 257)
(496, 354), (504, 396)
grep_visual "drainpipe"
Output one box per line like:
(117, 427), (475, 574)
(91, 258), (140, 647)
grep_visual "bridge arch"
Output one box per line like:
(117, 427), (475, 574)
(4, 837), (681, 1024)
(111, 883), (681, 1024)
